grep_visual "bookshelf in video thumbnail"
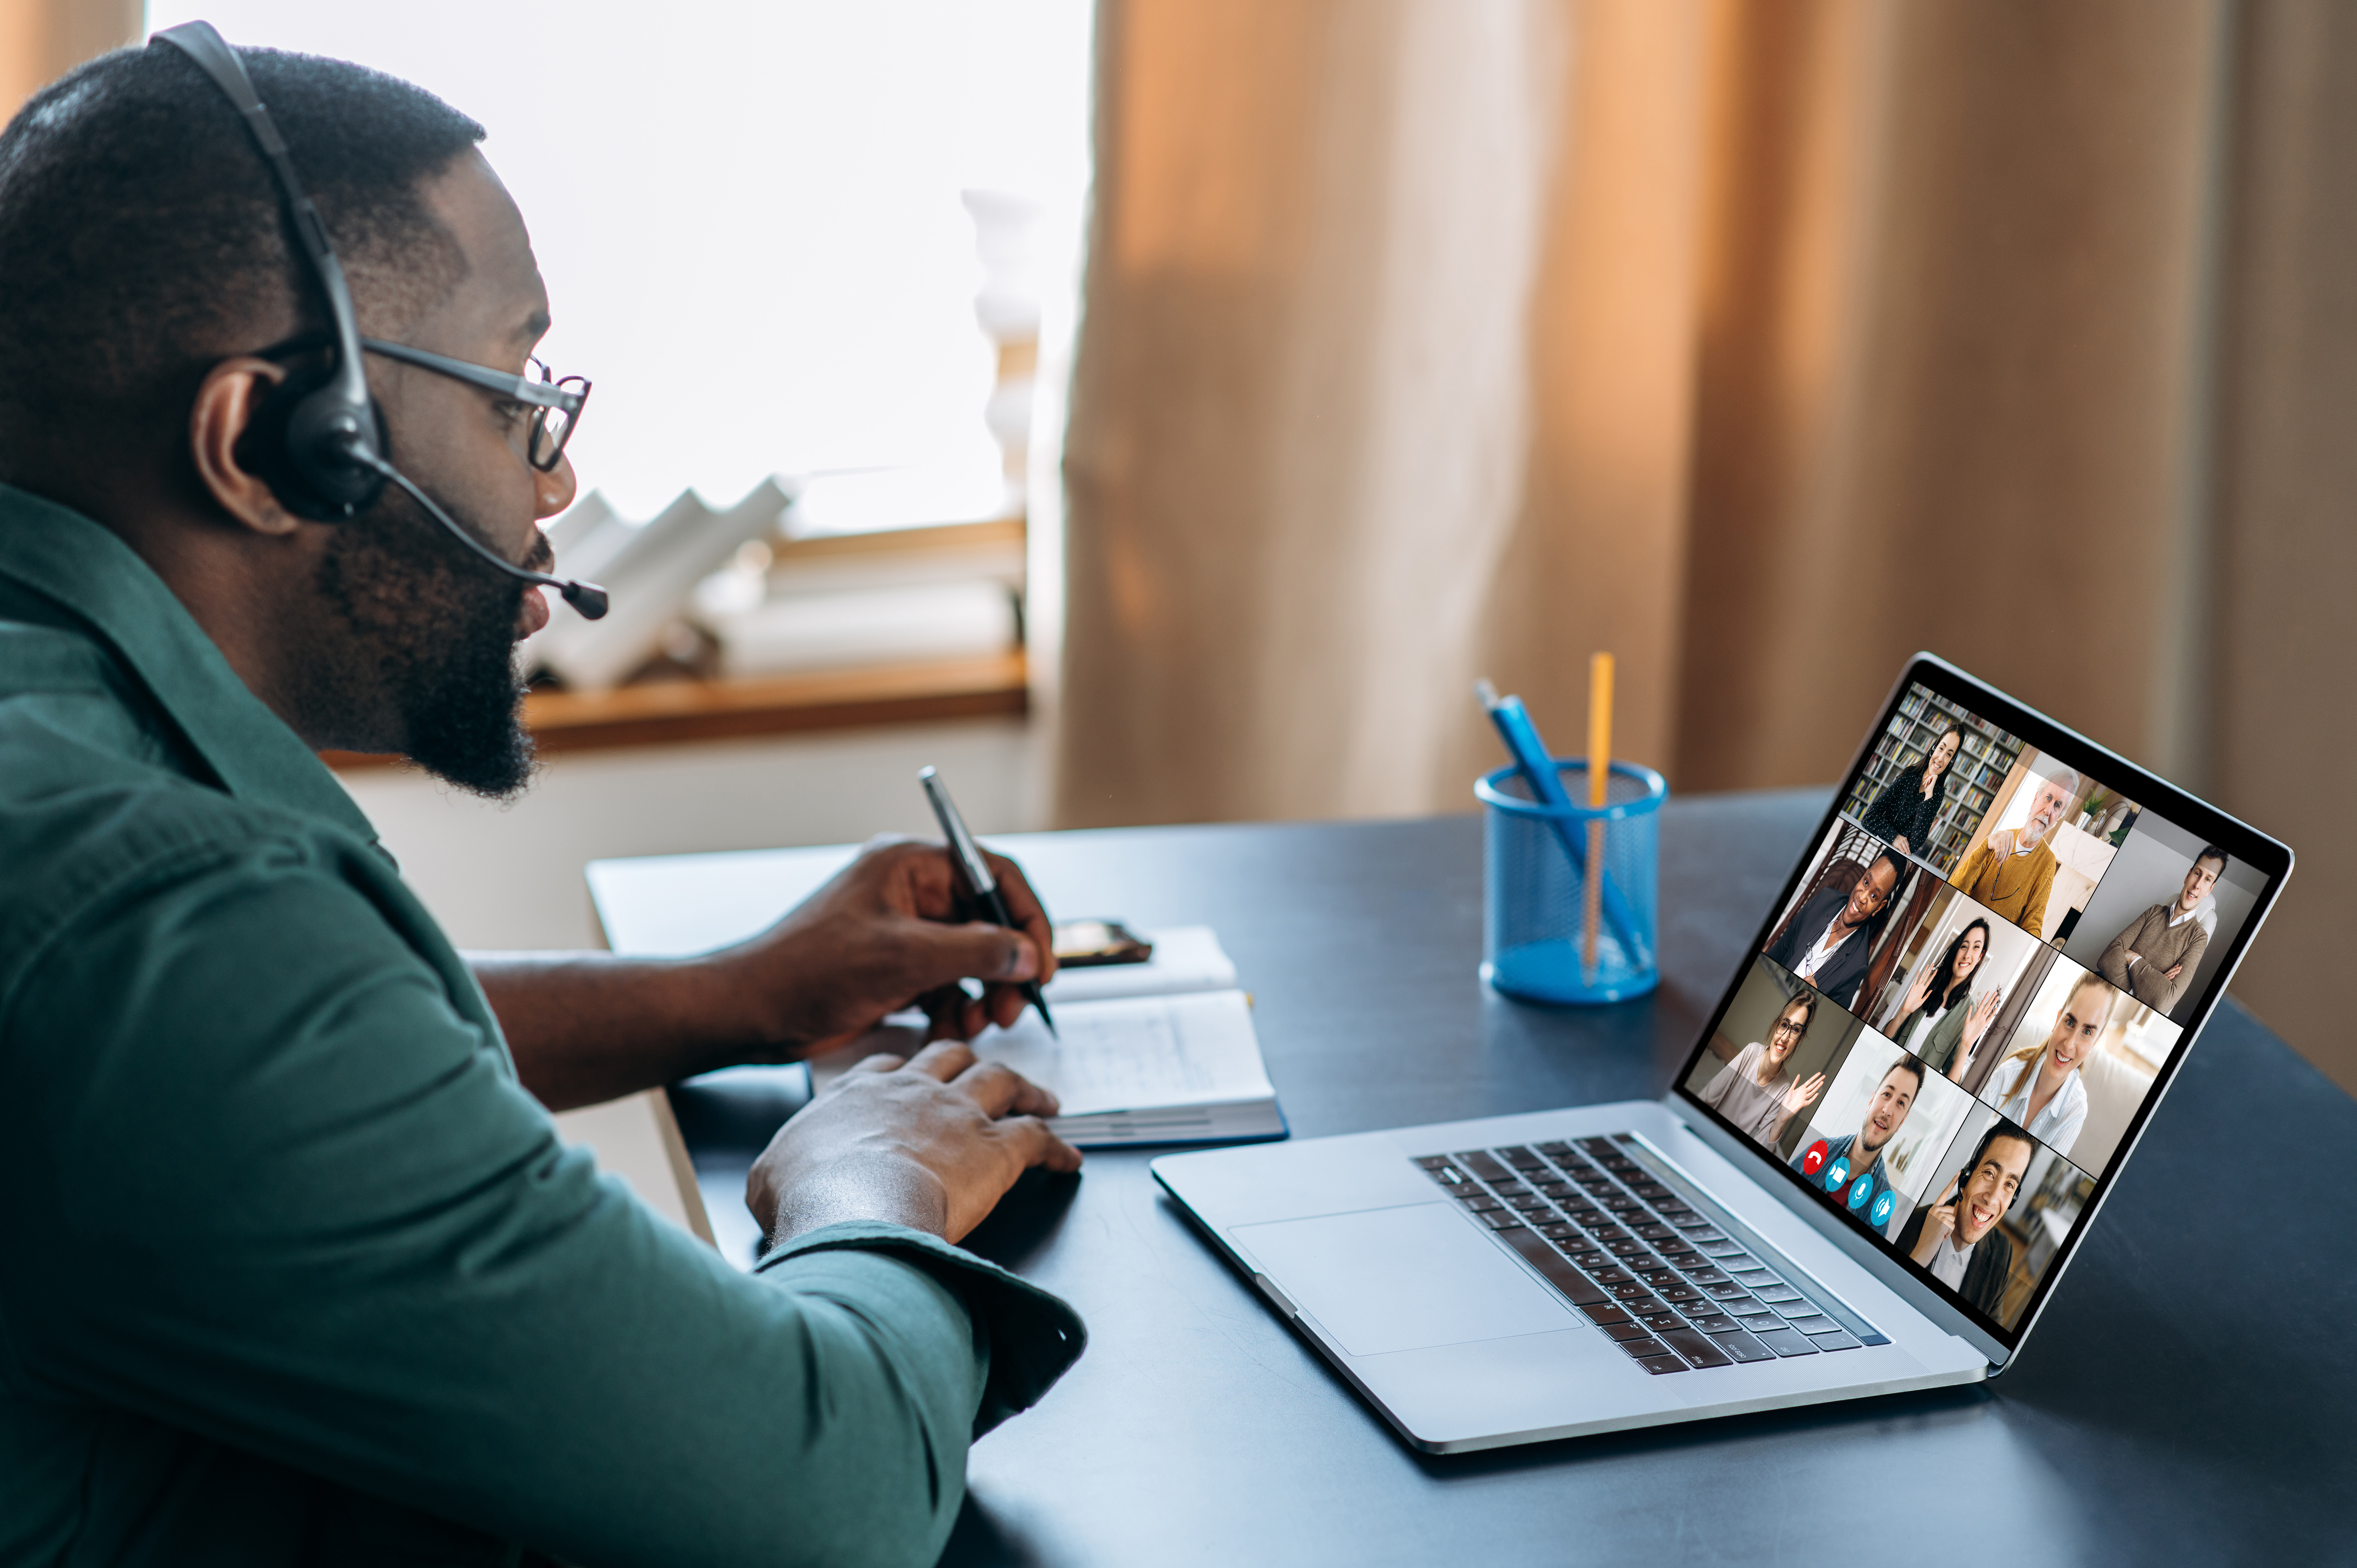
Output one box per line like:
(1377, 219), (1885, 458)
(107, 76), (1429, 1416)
(1839, 689), (2023, 875)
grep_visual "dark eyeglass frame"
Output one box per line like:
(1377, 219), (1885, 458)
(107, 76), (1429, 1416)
(257, 332), (591, 472)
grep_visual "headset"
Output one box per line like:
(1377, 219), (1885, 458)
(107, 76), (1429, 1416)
(153, 21), (608, 620)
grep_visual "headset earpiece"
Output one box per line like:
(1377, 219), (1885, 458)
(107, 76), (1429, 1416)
(237, 360), (388, 522)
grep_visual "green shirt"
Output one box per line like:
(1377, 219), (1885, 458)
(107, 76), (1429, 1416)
(0, 485), (1085, 1567)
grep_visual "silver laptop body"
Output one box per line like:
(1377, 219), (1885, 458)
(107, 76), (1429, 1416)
(1153, 655), (2292, 1452)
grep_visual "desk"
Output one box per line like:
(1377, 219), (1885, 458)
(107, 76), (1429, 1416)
(653, 792), (2355, 1565)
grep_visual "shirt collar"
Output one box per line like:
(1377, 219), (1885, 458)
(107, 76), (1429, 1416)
(0, 483), (380, 844)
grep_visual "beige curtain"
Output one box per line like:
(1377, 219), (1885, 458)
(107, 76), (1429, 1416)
(1060, 0), (2357, 1093)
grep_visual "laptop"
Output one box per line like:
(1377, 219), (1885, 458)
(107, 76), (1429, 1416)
(1151, 655), (2292, 1451)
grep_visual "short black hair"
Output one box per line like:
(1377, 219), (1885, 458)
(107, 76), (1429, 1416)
(2196, 844), (2229, 872)
(1880, 1055), (1925, 1096)
(0, 40), (484, 464)
(1965, 1118), (2034, 1183)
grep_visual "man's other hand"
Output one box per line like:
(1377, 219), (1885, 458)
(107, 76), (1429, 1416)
(748, 1041), (1084, 1245)
(716, 837), (1059, 1060)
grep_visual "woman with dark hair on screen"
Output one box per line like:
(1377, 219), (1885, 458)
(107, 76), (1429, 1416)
(1889, 916), (2005, 1082)
(1858, 724), (1963, 862)
(1697, 991), (1828, 1150)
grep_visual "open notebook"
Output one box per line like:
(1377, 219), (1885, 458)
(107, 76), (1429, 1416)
(805, 927), (1286, 1146)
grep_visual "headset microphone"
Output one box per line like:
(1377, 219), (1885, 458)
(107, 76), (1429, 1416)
(155, 21), (608, 622)
(349, 446), (610, 619)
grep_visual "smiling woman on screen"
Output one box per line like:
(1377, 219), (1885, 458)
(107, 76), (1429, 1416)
(1697, 991), (1827, 1149)
(1981, 971), (2112, 1158)
(1858, 724), (1962, 861)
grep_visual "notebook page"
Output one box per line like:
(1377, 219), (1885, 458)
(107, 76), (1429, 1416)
(806, 990), (1270, 1118)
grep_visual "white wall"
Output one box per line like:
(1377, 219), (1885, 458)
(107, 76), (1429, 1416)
(335, 718), (1037, 951)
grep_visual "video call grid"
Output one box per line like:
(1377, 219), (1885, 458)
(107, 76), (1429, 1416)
(1683, 679), (2256, 1338)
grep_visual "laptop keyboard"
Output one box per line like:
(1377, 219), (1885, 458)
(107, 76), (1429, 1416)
(1413, 1135), (1886, 1375)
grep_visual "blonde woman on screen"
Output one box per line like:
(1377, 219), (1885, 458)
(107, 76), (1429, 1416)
(1698, 992), (1828, 1149)
(1981, 970), (2113, 1159)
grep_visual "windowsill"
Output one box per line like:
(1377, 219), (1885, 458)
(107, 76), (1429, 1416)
(322, 651), (1028, 770)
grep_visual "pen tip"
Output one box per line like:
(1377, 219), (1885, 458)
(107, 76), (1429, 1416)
(1474, 678), (1499, 710)
(918, 765), (936, 782)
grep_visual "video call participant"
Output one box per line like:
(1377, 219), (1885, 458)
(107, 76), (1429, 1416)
(1897, 1121), (2034, 1317)
(2099, 844), (2226, 1015)
(1891, 917), (2004, 1082)
(1763, 849), (1902, 1009)
(1697, 991), (1828, 1149)
(1981, 970), (2113, 1159)
(1953, 767), (2078, 938)
(0, 41), (1082, 1565)
(1857, 724), (1962, 861)
(1790, 1057), (1923, 1212)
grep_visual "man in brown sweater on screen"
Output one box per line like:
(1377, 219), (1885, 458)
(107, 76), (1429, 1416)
(2099, 846), (2225, 1017)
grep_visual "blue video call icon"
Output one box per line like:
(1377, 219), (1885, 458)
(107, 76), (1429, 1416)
(1824, 1156), (1850, 1193)
(1869, 1188), (1896, 1229)
(1845, 1172), (1875, 1213)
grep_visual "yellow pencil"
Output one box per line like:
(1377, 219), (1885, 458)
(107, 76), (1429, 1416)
(1584, 653), (1614, 979)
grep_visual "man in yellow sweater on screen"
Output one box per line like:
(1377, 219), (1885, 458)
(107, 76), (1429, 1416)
(1952, 768), (2077, 938)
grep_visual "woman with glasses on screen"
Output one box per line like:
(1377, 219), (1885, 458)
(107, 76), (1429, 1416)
(1697, 991), (1828, 1150)
(1857, 724), (1964, 863)
(1889, 917), (2006, 1082)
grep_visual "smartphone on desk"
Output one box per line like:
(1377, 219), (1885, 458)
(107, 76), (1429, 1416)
(1053, 919), (1154, 968)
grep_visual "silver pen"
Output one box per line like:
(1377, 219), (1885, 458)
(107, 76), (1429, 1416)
(918, 766), (1057, 1037)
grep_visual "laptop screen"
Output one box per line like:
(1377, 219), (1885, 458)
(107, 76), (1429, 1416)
(1673, 660), (2287, 1351)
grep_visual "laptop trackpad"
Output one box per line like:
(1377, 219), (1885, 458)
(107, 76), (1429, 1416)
(1230, 1202), (1577, 1356)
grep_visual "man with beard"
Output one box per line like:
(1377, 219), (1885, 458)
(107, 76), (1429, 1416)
(1790, 1056), (1924, 1222)
(0, 38), (1082, 1568)
(1952, 767), (2079, 938)
(1898, 1121), (2035, 1317)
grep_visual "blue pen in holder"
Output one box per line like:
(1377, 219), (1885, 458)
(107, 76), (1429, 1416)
(1477, 759), (1667, 1005)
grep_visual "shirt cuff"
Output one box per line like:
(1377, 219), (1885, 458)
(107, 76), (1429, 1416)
(755, 1220), (1087, 1438)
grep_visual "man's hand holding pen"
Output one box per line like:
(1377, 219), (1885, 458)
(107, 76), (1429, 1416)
(711, 835), (1061, 1061)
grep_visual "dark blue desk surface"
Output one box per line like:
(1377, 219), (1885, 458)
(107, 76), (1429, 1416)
(673, 791), (2357, 1566)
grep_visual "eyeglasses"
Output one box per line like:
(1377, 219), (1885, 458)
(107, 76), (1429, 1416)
(1772, 1019), (1806, 1037)
(257, 333), (591, 472)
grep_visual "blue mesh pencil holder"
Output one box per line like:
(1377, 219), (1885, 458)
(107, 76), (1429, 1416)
(1476, 760), (1666, 1005)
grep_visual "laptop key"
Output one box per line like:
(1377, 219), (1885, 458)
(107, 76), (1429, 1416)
(1460, 1195), (1503, 1212)
(1803, 1328), (1863, 1351)
(1635, 1354), (1689, 1376)
(1752, 1284), (1803, 1303)
(1681, 1265), (1728, 1284)
(1702, 1282), (1753, 1301)
(1495, 1224), (1608, 1304)
(1708, 1328), (1778, 1363)
(1748, 1326), (1820, 1357)
(1535, 1140), (1574, 1156)
(1497, 1146), (1550, 1170)
(1535, 1181), (1575, 1197)
(1581, 1303), (1632, 1326)
(1479, 1210), (1527, 1230)
(1537, 1222), (1577, 1240)
(1600, 1319), (1654, 1343)
(1634, 1222), (1677, 1240)
(1657, 1328), (1733, 1368)
(1696, 1239), (1747, 1257)
(1414, 1155), (1454, 1169)
(1686, 1312), (1741, 1334)
(1454, 1151), (1512, 1181)
(1443, 1181), (1485, 1198)
(1507, 1194), (1553, 1211)
(1588, 1266), (1633, 1285)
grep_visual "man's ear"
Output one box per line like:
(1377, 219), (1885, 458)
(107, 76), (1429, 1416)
(189, 357), (304, 537)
